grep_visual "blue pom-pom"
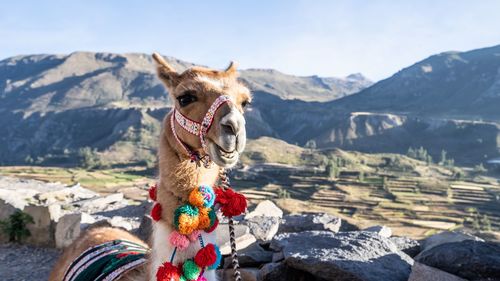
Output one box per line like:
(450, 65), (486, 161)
(198, 184), (215, 208)
(207, 245), (222, 270)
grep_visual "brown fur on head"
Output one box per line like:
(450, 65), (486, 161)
(152, 52), (251, 167)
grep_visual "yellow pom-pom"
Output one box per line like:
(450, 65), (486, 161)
(177, 213), (200, 235)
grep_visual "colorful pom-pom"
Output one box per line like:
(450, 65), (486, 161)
(215, 188), (247, 217)
(207, 245), (221, 270)
(189, 185), (215, 208)
(174, 204), (200, 235)
(182, 259), (201, 281)
(151, 203), (162, 221)
(197, 207), (211, 230)
(169, 231), (190, 250)
(187, 230), (201, 242)
(196, 276), (207, 281)
(205, 217), (218, 233)
(156, 262), (181, 281)
(149, 184), (157, 201)
(194, 244), (217, 268)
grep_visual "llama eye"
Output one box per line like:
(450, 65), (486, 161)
(242, 100), (251, 108)
(177, 91), (197, 107)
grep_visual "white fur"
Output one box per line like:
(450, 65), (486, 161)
(150, 216), (219, 281)
(196, 75), (225, 90)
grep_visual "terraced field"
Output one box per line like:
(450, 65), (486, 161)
(233, 165), (500, 239)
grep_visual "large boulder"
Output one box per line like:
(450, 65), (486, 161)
(390, 236), (421, 257)
(55, 213), (81, 248)
(245, 215), (280, 241)
(419, 231), (483, 253)
(415, 240), (500, 281)
(220, 233), (257, 255)
(24, 204), (61, 247)
(408, 262), (466, 281)
(278, 213), (341, 234)
(245, 200), (283, 219)
(224, 243), (273, 268)
(269, 231), (413, 281)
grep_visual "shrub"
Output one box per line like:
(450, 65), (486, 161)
(0, 210), (34, 243)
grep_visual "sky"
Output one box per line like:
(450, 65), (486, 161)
(1, 1), (500, 81)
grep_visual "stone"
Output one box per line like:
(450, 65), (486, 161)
(55, 213), (81, 248)
(245, 215), (280, 241)
(218, 268), (259, 281)
(415, 240), (500, 281)
(390, 236), (421, 257)
(420, 231), (483, 253)
(73, 193), (124, 213)
(24, 204), (61, 247)
(258, 262), (319, 281)
(270, 231), (413, 281)
(363, 225), (392, 238)
(136, 214), (153, 242)
(278, 212), (341, 234)
(245, 200), (283, 219)
(215, 223), (250, 246)
(408, 262), (466, 281)
(223, 243), (273, 268)
(220, 233), (257, 255)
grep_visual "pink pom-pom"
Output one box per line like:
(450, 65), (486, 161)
(196, 276), (207, 281)
(169, 231), (190, 250)
(188, 230), (201, 242)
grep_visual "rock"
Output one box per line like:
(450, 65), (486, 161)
(364, 225), (392, 238)
(258, 262), (318, 281)
(408, 262), (466, 281)
(218, 268), (259, 281)
(420, 231), (483, 253)
(390, 236), (421, 257)
(278, 212), (341, 234)
(415, 240), (500, 281)
(245, 215), (280, 241)
(136, 214), (153, 242)
(215, 223), (250, 246)
(220, 233), (256, 255)
(55, 213), (81, 248)
(245, 200), (283, 219)
(73, 193), (124, 213)
(223, 243), (273, 268)
(270, 231), (413, 281)
(24, 204), (61, 247)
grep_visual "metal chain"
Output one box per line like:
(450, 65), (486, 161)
(219, 170), (242, 281)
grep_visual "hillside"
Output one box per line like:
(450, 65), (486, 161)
(332, 44), (500, 120)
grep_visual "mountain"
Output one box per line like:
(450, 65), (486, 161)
(0, 52), (370, 165)
(332, 45), (500, 120)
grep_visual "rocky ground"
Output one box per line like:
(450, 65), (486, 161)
(1, 176), (499, 281)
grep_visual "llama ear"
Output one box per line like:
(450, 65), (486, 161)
(152, 52), (180, 89)
(224, 61), (238, 76)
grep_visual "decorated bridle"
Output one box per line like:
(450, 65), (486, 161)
(170, 95), (231, 167)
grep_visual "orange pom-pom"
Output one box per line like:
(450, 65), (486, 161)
(151, 203), (162, 221)
(197, 207), (211, 230)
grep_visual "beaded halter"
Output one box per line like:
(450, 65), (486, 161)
(170, 95), (231, 167)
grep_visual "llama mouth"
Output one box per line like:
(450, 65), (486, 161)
(208, 141), (239, 167)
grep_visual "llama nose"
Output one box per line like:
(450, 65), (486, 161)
(221, 120), (237, 135)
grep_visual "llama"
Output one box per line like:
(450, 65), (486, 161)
(49, 53), (252, 281)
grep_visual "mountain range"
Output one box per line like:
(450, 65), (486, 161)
(0, 45), (499, 166)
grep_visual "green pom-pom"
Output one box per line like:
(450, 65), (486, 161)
(182, 259), (201, 281)
(208, 208), (217, 228)
(179, 275), (187, 281)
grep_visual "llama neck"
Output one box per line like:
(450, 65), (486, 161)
(148, 113), (219, 279)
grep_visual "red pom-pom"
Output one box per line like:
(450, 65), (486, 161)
(205, 218), (218, 233)
(151, 203), (162, 221)
(156, 262), (181, 281)
(149, 184), (157, 201)
(215, 188), (247, 217)
(194, 243), (217, 267)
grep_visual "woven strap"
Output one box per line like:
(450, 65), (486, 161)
(219, 170), (242, 281)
